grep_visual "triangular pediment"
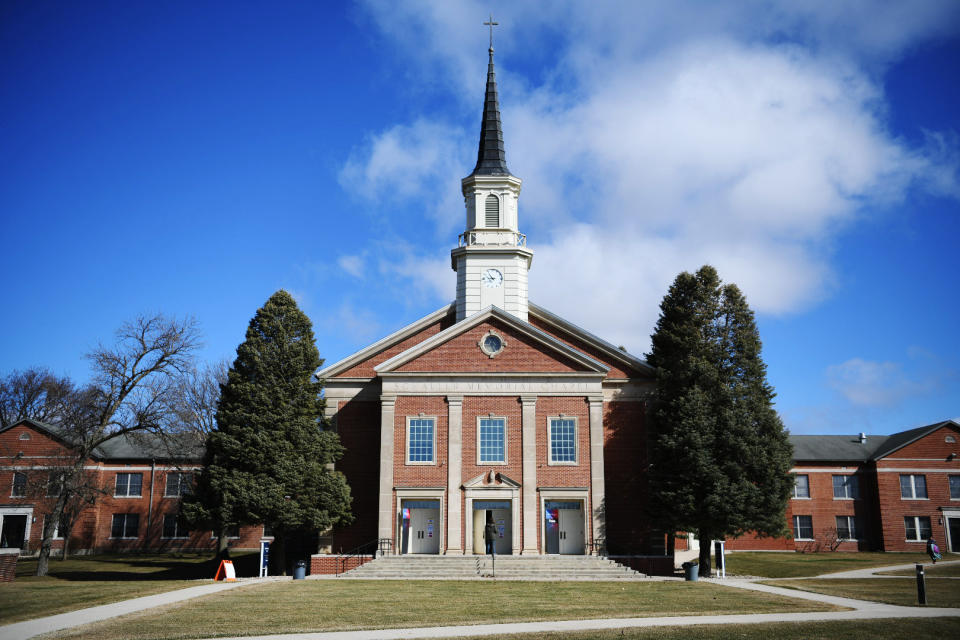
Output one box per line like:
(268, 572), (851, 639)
(374, 306), (609, 375)
(463, 470), (521, 489)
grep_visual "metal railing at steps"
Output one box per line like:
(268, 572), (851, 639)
(336, 538), (393, 577)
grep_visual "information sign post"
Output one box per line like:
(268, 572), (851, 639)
(259, 540), (271, 578)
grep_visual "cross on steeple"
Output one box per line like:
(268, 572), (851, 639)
(483, 14), (498, 50)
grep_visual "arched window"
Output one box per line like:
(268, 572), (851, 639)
(485, 194), (500, 227)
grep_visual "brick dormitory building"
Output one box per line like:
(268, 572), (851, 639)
(2, 46), (958, 571)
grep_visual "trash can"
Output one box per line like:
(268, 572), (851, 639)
(293, 560), (306, 580)
(682, 561), (699, 582)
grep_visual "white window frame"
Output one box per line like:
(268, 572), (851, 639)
(110, 513), (140, 539)
(406, 416), (437, 465)
(114, 472), (143, 498)
(835, 515), (858, 540)
(900, 474), (928, 500)
(484, 193), (500, 228)
(547, 416), (578, 466)
(950, 475), (960, 500)
(476, 416), (507, 465)
(11, 471), (27, 498)
(164, 472), (193, 497)
(904, 515), (932, 542)
(832, 474), (859, 500)
(793, 474), (810, 499)
(793, 515), (813, 540)
(161, 513), (190, 539)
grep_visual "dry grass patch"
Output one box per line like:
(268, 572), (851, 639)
(48, 579), (840, 640)
(724, 552), (931, 578)
(768, 578), (960, 607)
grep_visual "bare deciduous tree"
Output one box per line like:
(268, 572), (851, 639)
(0, 368), (73, 428)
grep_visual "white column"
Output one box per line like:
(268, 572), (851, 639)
(588, 396), (605, 554)
(446, 395), (463, 554)
(377, 395), (396, 552)
(521, 395), (539, 554)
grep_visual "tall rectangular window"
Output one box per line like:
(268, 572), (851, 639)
(478, 418), (506, 464)
(900, 474), (927, 499)
(111, 513), (140, 538)
(836, 515), (858, 540)
(11, 471), (27, 497)
(43, 515), (63, 539)
(162, 514), (190, 539)
(904, 516), (932, 541)
(549, 417), (577, 464)
(793, 515), (813, 540)
(407, 417), (435, 464)
(950, 475), (960, 500)
(164, 472), (193, 497)
(115, 472), (143, 497)
(793, 474), (810, 498)
(47, 472), (64, 498)
(832, 475), (859, 499)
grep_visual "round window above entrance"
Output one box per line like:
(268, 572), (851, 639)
(478, 330), (506, 358)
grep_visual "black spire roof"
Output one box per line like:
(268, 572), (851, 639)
(470, 47), (511, 177)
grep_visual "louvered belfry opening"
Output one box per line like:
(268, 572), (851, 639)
(485, 194), (500, 227)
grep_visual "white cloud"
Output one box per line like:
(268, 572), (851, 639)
(337, 254), (366, 279)
(826, 358), (922, 407)
(341, 1), (959, 352)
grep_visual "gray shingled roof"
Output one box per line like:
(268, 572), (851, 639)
(789, 434), (888, 462)
(470, 47), (511, 177)
(5, 418), (204, 461)
(870, 419), (960, 460)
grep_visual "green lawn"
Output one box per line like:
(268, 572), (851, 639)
(457, 618), (960, 640)
(724, 552), (932, 578)
(768, 578), (960, 607)
(49, 580), (841, 640)
(0, 552), (258, 624)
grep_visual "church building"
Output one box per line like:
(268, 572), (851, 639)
(318, 44), (657, 562)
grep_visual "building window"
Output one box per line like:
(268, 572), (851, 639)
(11, 471), (27, 497)
(407, 417), (436, 464)
(485, 194), (500, 227)
(18, 432), (30, 440)
(793, 474), (810, 498)
(478, 417), (506, 464)
(164, 472), (193, 497)
(47, 472), (64, 498)
(793, 515), (813, 540)
(43, 515), (63, 539)
(115, 472), (143, 497)
(900, 474), (927, 499)
(904, 516), (932, 542)
(210, 524), (240, 539)
(832, 475), (859, 499)
(162, 514), (190, 539)
(950, 475), (960, 500)
(836, 516), (858, 540)
(549, 417), (577, 464)
(111, 513), (140, 539)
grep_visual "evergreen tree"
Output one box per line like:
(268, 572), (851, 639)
(183, 290), (352, 573)
(646, 266), (793, 576)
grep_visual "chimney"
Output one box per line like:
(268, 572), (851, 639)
(859, 432), (867, 444)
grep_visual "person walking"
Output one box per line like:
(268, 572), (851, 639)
(927, 536), (942, 564)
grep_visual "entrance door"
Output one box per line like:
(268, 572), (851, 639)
(545, 501), (585, 554)
(472, 500), (511, 555)
(0, 515), (27, 549)
(949, 517), (960, 553)
(400, 500), (440, 554)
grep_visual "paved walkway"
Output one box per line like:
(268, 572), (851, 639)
(3, 563), (960, 640)
(767, 558), (960, 579)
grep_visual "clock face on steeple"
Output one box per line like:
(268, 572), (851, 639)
(481, 269), (504, 288)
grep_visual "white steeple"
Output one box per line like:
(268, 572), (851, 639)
(451, 42), (533, 322)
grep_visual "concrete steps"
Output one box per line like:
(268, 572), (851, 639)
(339, 554), (648, 580)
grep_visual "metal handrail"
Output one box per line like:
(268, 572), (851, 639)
(335, 537), (394, 577)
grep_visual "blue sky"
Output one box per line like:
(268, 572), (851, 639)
(1, 1), (957, 436)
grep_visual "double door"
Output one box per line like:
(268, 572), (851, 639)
(400, 501), (440, 554)
(544, 501), (585, 555)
